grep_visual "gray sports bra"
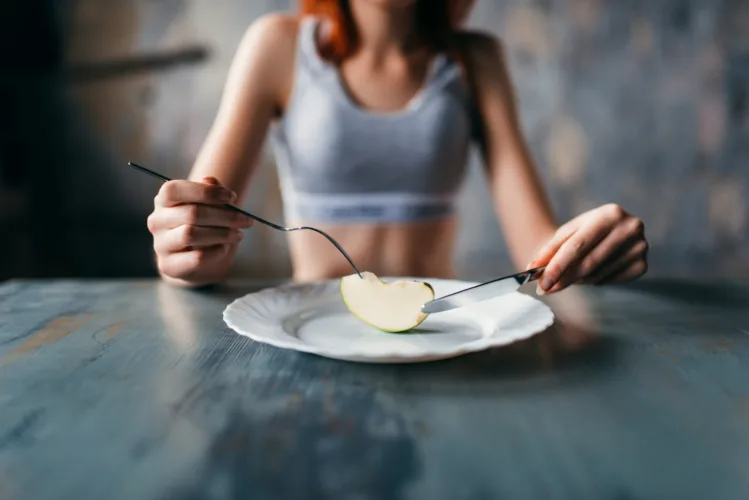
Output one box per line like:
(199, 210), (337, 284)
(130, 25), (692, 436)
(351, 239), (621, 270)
(270, 16), (478, 224)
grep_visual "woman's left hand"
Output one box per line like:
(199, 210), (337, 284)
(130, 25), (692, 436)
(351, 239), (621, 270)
(528, 203), (649, 295)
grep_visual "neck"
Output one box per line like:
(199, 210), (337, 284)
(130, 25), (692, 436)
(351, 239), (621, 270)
(348, 0), (418, 58)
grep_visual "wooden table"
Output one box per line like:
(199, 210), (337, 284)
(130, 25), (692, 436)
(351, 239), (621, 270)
(1, 278), (748, 499)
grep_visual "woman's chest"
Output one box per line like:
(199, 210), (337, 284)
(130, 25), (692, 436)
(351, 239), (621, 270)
(276, 85), (472, 193)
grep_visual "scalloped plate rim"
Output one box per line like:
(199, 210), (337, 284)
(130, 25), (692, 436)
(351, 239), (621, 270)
(223, 277), (555, 363)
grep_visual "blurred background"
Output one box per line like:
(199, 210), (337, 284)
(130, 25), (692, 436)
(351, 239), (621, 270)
(0, 0), (747, 282)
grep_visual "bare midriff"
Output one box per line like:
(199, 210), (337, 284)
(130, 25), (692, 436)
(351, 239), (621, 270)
(286, 216), (458, 281)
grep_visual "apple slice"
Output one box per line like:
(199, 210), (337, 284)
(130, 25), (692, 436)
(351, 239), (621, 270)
(339, 271), (435, 333)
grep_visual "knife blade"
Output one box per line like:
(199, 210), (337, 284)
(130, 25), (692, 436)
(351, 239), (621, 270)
(421, 267), (545, 314)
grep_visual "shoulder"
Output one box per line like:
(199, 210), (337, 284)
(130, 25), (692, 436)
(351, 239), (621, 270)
(227, 13), (302, 107)
(452, 29), (515, 105)
(454, 29), (508, 71)
(451, 31), (521, 140)
(237, 13), (300, 62)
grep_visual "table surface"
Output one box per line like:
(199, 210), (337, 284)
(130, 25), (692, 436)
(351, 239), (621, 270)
(0, 277), (748, 500)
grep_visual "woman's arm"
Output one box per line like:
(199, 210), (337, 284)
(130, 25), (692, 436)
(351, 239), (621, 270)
(460, 33), (648, 293)
(146, 14), (298, 287)
(188, 13), (298, 200)
(458, 32), (558, 269)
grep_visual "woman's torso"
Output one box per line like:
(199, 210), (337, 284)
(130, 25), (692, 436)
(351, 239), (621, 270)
(266, 16), (477, 281)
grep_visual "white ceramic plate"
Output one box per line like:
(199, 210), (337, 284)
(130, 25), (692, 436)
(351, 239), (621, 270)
(223, 277), (555, 363)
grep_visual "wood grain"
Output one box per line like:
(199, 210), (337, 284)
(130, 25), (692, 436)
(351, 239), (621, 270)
(0, 278), (748, 499)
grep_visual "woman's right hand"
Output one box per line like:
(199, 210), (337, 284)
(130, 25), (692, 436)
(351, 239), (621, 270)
(147, 176), (254, 286)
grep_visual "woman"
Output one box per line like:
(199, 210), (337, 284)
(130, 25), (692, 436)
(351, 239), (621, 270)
(146, 0), (648, 295)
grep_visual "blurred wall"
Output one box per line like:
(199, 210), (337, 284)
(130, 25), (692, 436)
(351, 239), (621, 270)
(1, 0), (747, 281)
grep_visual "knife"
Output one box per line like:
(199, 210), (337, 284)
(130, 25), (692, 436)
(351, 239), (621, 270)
(421, 266), (546, 314)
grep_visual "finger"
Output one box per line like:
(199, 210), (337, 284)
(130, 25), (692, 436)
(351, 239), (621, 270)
(576, 240), (634, 285)
(557, 218), (646, 286)
(605, 259), (648, 283)
(159, 245), (230, 281)
(155, 179), (236, 207)
(587, 239), (649, 284)
(527, 223), (577, 270)
(539, 220), (614, 293)
(586, 257), (648, 286)
(201, 176), (221, 186)
(546, 238), (640, 293)
(149, 204), (254, 231)
(155, 225), (243, 254)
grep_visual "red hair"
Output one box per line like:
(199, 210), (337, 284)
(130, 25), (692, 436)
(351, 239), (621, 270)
(300, 0), (473, 62)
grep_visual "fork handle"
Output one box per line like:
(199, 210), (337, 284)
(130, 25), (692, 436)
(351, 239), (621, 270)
(127, 162), (362, 277)
(128, 162), (283, 230)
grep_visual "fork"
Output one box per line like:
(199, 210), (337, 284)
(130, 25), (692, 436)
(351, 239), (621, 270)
(127, 162), (362, 278)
